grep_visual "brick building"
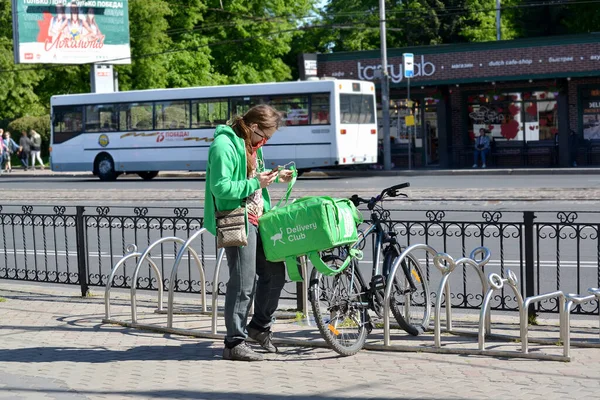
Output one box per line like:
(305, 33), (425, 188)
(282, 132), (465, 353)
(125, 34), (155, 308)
(316, 34), (600, 168)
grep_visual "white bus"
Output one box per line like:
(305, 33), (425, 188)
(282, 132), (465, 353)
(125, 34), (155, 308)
(50, 79), (378, 180)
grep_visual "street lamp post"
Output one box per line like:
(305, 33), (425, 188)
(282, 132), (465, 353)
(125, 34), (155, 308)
(379, 0), (392, 170)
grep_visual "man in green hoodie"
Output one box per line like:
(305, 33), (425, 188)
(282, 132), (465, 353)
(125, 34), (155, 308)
(205, 104), (294, 362)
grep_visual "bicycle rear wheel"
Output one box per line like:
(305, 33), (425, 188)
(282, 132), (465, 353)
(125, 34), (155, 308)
(385, 251), (431, 336)
(309, 257), (368, 356)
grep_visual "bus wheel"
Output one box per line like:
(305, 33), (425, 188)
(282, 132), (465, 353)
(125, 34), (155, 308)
(297, 169), (310, 177)
(95, 154), (117, 181)
(138, 171), (159, 180)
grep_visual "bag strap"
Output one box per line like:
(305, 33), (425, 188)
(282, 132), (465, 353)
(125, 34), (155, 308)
(308, 249), (363, 277)
(271, 163), (298, 210)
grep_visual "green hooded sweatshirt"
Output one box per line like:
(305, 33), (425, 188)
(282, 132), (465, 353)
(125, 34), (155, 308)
(204, 125), (272, 237)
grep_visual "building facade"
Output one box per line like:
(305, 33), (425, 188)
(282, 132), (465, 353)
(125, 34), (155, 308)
(316, 34), (600, 168)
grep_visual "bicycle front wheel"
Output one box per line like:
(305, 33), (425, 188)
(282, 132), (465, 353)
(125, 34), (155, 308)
(385, 251), (431, 336)
(309, 258), (368, 356)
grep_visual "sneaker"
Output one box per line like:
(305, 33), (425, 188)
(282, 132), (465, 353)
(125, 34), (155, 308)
(482, 164), (486, 168)
(222, 342), (263, 361)
(472, 164), (478, 168)
(248, 326), (278, 353)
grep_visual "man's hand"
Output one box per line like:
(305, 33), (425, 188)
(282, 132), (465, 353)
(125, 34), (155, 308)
(278, 169), (294, 183)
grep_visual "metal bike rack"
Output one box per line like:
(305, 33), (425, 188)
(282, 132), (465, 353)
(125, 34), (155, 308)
(103, 236), (600, 362)
(211, 248), (225, 334)
(383, 243), (437, 346)
(165, 229), (208, 328)
(479, 270), (524, 350)
(104, 244), (163, 321)
(209, 249), (311, 335)
(131, 236), (205, 325)
(563, 288), (600, 358)
(433, 247), (491, 348)
(520, 290), (564, 354)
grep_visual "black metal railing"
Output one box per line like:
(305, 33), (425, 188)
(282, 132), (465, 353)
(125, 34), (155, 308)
(1, 205), (598, 316)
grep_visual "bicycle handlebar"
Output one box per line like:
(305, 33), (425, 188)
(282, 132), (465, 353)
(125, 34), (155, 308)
(350, 182), (410, 210)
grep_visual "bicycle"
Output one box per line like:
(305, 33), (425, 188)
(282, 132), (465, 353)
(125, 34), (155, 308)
(308, 182), (431, 356)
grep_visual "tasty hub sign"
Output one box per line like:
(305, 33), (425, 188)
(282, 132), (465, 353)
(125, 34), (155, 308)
(357, 55), (436, 83)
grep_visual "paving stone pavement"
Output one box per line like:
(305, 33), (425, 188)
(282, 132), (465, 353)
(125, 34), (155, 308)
(1, 282), (600, 400)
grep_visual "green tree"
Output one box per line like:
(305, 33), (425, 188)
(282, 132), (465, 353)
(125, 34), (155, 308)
(202, 0), (314, 84)
(116, 0), (172, 90)
(459, 0), (520, 42)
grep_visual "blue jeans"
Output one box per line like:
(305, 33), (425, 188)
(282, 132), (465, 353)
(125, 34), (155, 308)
(223, 224), (286, 347)
(474, 149), (488, 166)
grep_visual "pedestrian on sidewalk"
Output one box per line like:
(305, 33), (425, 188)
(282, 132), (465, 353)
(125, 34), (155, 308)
(29, 130), (44, 170)
(2, 131), (20, 173)
(204, 104), (293, 362)
(18, 130), (31, 170)
(0, 129), (6, 175)
(473, 128), (491, 168)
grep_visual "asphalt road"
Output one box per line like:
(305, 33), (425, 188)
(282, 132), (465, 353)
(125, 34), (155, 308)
(2, 173), (600, 210)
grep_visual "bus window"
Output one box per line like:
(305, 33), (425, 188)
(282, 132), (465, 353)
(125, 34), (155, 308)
(359, 95), (375, 124)
(119, 103), (153, 131)
(270, 95), (309, 126)
(310, 93), (330, 125)
(155, 101), (190, 130)
(340, 94), (375, 124)
(52, 105), (83, 144)
(85, 104), (117, 132)
(192, 99), (229, 128)
(230, 96), (267, 117)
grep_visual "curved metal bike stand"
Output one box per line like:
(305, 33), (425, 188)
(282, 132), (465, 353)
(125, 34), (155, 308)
(433, 246), (491, 348)
(383, 243), (437, 347)
(164, 229), (208, 328)
(562, 288), (600, 358)
(479, 270), (524, 350)
(132, 236), (202, 324)
(104, 244), (163, 321)
(208, 250), (312, 335)
(211, 248), (226, 334)
(519, 290), (564, 355)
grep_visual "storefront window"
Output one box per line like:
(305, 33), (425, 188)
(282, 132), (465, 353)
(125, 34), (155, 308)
(467, 90), (558, 142)
(581, 88), (600, 140)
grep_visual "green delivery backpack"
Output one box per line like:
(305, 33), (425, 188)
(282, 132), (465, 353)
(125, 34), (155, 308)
(259, 165), (363, 281)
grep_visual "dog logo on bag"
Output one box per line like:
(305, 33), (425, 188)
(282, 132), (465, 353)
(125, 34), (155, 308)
(271, 228), (285, 246)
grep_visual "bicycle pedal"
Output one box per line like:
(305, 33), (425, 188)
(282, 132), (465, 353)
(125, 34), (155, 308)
(370, 274), (386, 291)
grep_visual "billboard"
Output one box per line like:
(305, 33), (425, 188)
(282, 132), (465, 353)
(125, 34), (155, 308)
(12, 0), (131, 64)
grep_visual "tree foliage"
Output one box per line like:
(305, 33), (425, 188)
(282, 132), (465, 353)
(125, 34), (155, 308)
(0, 0), (599, 132)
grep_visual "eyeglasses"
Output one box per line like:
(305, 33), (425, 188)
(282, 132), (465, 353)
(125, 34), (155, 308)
(254, 127), (273, 141)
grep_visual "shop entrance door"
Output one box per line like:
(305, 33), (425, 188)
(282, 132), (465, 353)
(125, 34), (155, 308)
(423, 99), (439, 165)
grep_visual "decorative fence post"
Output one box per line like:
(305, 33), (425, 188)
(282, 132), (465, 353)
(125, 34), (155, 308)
(523, 211), (536, 320)
(75, 206), (89, 297)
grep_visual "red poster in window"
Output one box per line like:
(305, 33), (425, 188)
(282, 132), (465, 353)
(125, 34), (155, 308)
(509, 104), (520, 116)
(526, 104), (538, 117)
(540, 119), (548, 126)
(501, 120), (520, 139)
